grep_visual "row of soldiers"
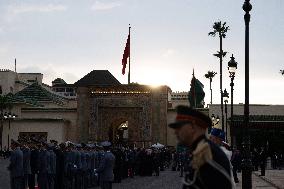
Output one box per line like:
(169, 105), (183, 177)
(8, 138), (172, 189)
(8, 138), (111, 189)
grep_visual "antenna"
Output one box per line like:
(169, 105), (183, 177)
(14, 58), (16, 72)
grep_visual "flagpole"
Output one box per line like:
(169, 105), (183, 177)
(128, 25), (131, 84)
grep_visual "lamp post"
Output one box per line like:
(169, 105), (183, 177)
(228, 54), (237, 145)
(4, 112), (17, 150)
(211, 114), (220, 129)
(0, 112), (3, 150)
(223, 89), (229, 142)
(242, 0), (252, 188)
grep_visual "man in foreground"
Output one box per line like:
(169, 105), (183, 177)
(168, 105), (233, 189)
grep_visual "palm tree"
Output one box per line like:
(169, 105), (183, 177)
(280, 70), (284, 75)
(209, 21), (229, 131)
(205, 71), (217, 104)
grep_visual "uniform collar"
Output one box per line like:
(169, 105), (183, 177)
(190, 135), (206, 151)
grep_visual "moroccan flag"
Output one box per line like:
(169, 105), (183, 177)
(122, 34), (130, 75)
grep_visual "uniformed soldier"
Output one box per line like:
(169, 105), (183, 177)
(168, 105), (234, 189)
(48, 144), (57, 189)
(28, 139), (40, 189)
(37, 141), (50, 189)
(95, 143), (115, 189)
(22, 140), (32, 189)
(8, 139), (24, 189)
(64, 142), (76, 189)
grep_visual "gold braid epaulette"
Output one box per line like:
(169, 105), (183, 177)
(191, 139), (213, 170)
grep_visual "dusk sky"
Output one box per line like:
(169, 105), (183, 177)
(0, 0), (283, 105)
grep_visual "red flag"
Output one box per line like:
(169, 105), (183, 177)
(122, 34), (130, 75)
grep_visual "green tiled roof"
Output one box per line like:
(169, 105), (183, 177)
(13, 83), (65, 105)
(5, 93), (40, 107)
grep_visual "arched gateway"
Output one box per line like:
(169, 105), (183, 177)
(75, 70), (169, 147)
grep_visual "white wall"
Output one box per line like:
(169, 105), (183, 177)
(2, 120), (66, 149)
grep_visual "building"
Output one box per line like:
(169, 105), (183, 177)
(0, 69), (172, 149)
(0, 69), (77, 150)
(209, 104), (284, 153)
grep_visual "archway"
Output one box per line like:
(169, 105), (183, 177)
(109, 120), (129, 146)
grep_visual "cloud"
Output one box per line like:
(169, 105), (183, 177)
(8, 4), (67, 15)
(162, 49), (176, 58)
(62, 72), (79, 84)
(91, 1), (121, 11)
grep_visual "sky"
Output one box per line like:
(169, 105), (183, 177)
(0, 0), (283, 105)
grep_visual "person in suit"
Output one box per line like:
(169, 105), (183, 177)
(95, 144), (115, 189)
(168, 105), (233, 189)
(8, 139), (24, 189)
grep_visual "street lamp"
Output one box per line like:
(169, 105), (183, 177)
(210, 114), (220, 133)
(242, 0), (252, 188)
(228, 54), (237, 145)
(4, 112), (17, 150)
(223, 89), (229, 142)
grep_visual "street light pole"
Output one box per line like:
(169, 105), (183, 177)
(228, 54), (237, 145)
(242, 0), (252, 188)
(4, 112), (16, 150)
(223, 89), (229, 142)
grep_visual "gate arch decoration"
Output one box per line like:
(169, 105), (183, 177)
(89, 91), (152, 144)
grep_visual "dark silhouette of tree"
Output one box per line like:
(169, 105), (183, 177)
(208, 21), (229, 131)
(280, 70), (284, 75)
(205, 71), (217, 104)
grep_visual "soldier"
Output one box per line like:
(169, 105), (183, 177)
(29, 139), (40, 189)
(74, 144), (83, 189)
(259, 147), (267, 176)
(54, 142), (66, 189)
(8, 139), (24, 189)
(168, 105), (233, 189)
(48, 144), (57, 189)
(64, 142), (76, 189)
(95, 143), (115, 189)
(37, 141), (50, 189)
(22, 140), (32, 189)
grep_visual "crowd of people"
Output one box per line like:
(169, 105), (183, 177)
(2, 105), (284, 189)
(4, 137), (174, 189)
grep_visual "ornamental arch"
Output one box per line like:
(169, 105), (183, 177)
(76, 84), (169, 146)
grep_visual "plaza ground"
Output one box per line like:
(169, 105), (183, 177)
(1, 158), (283, 189)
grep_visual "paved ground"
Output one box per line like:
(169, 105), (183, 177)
(1, 158), (283, 189)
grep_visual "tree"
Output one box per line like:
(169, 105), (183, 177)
(208, 21), (229, 131)
(280, 70), (284, 75)
(205, 71), (217, 104)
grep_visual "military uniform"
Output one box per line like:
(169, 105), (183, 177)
(183, 135), (233, 189)
(9, 146), (24, 189)
(168, 106), (234, 189)
(22, 146), (31, 189)
(96, 150), (115, 189)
